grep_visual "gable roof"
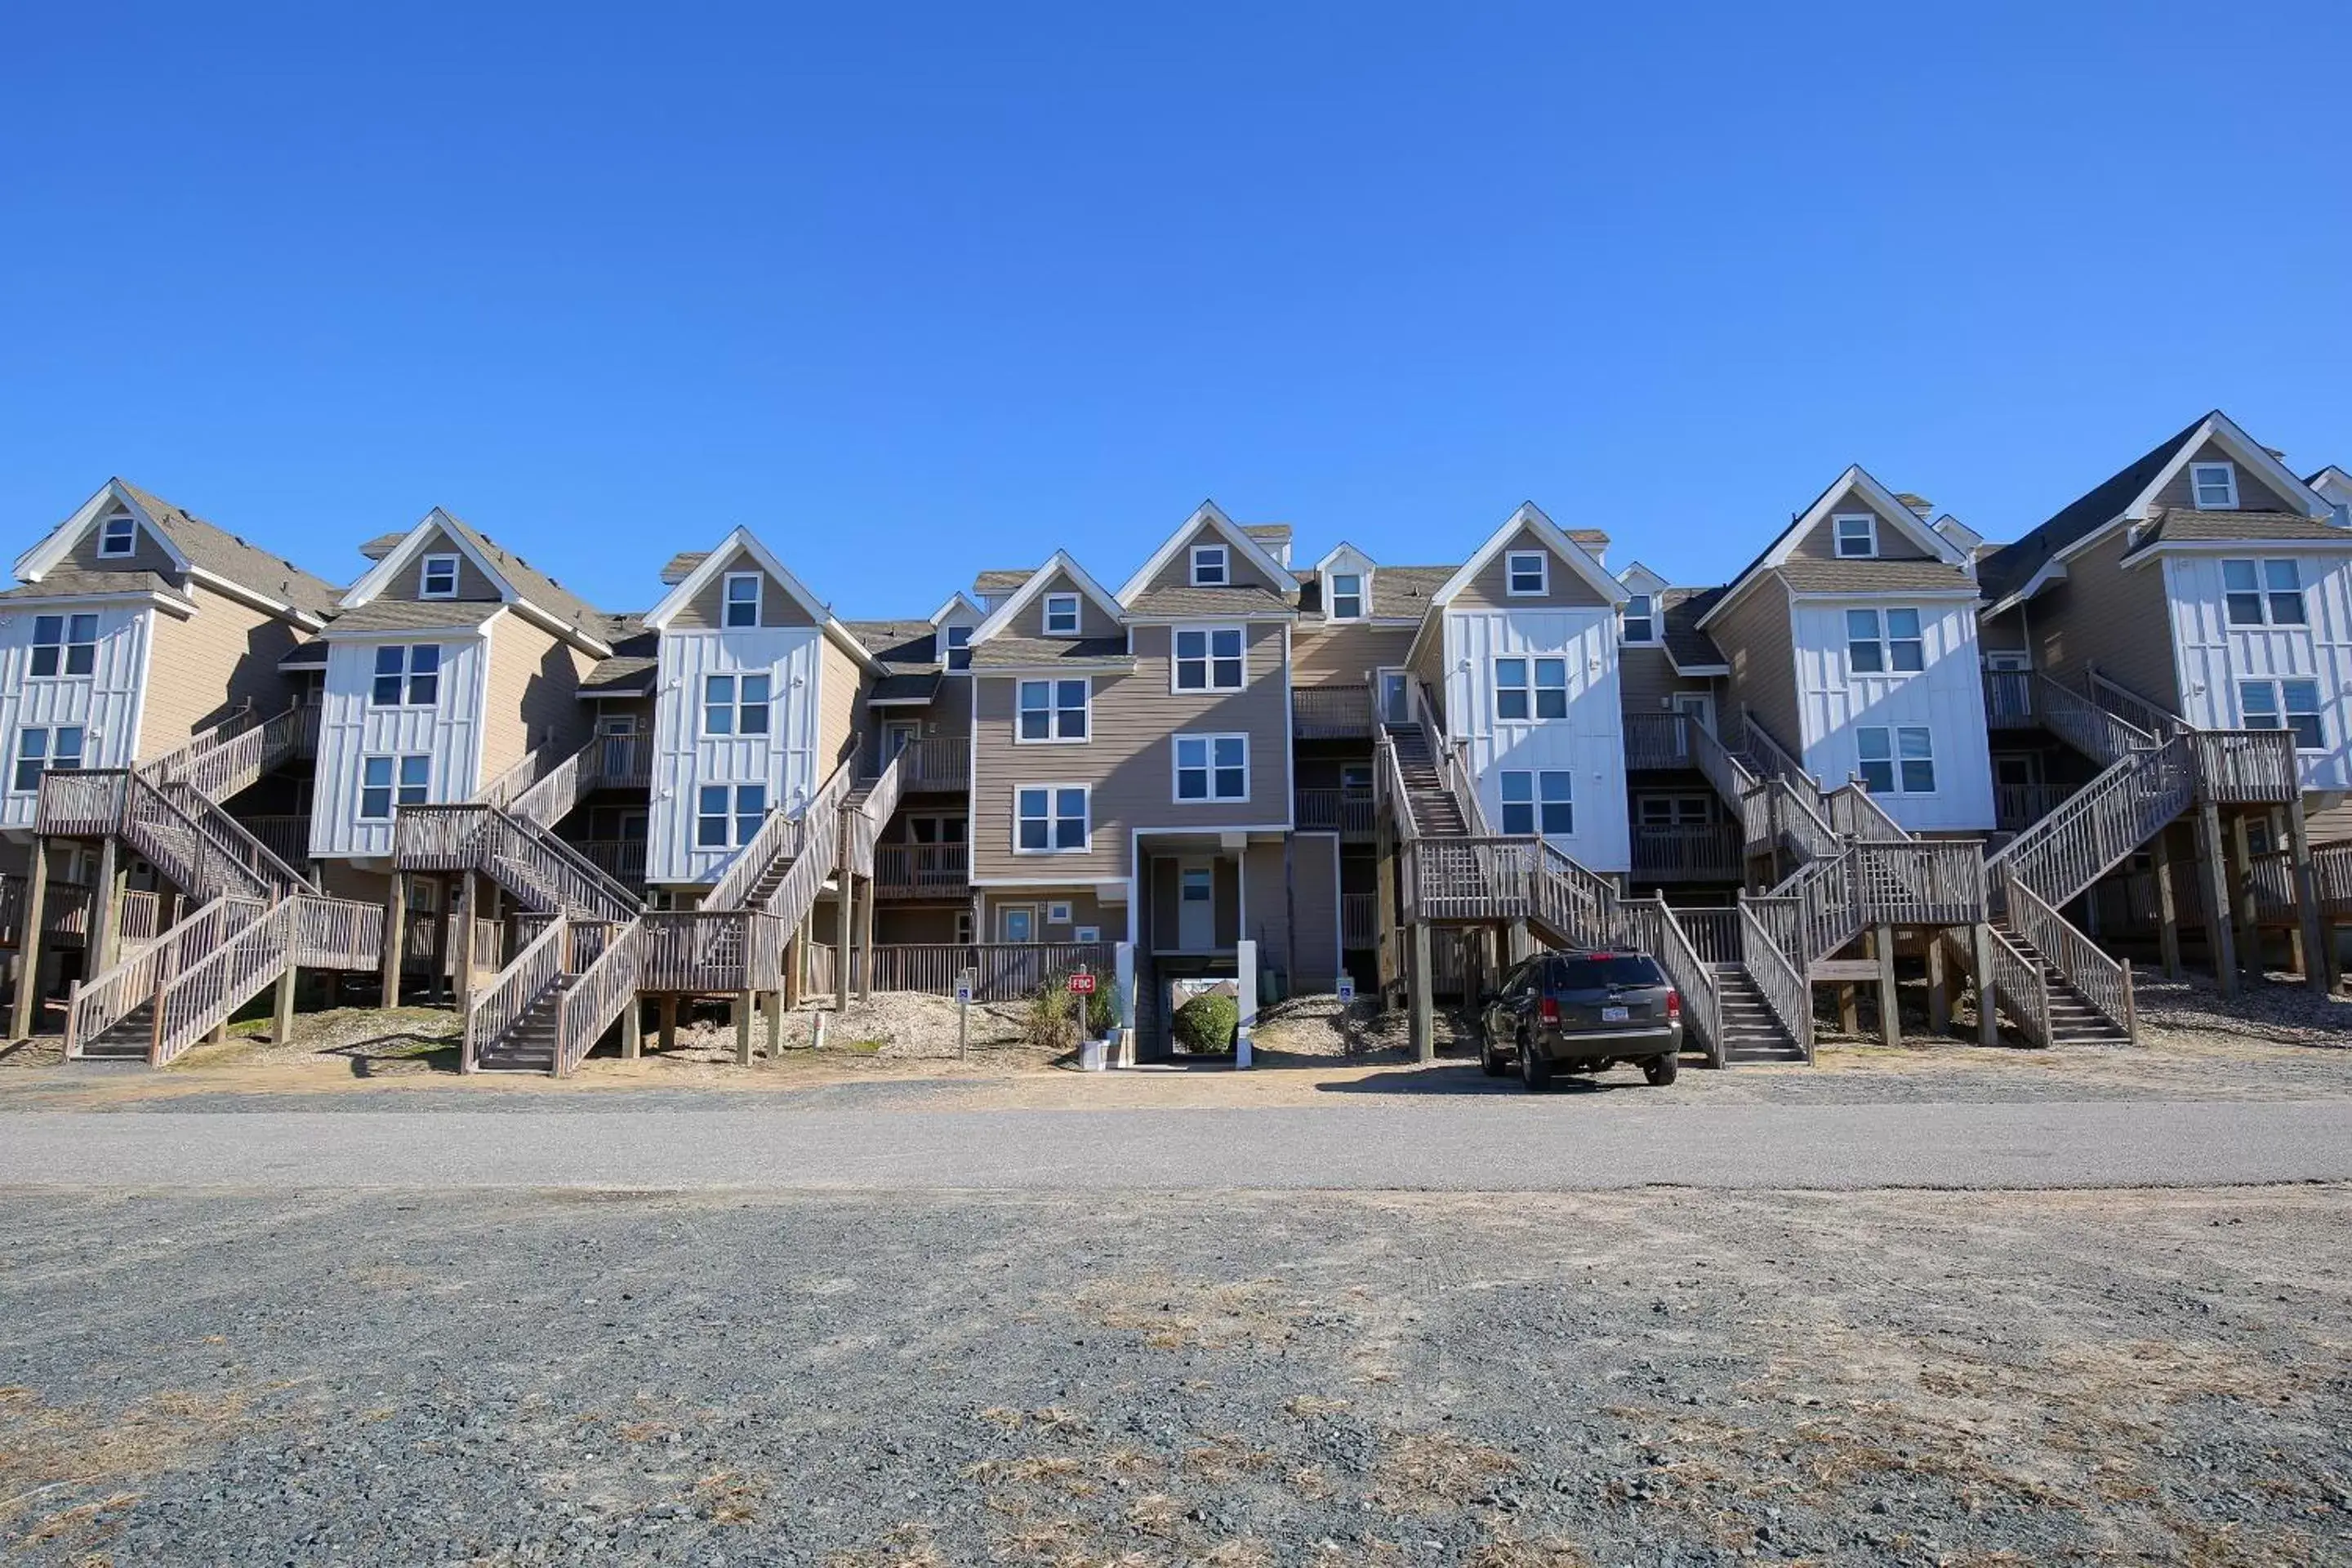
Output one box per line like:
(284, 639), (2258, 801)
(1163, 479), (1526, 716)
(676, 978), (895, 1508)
(929, 590), (982, 626)
(1661, 587), (1728, 674)
(1431, 502), (1628, 610)
(1697, 466), (1971, 630)
(972, 550), (1126, 645)
(1116, 501), (1295, 605)
(2120, 510), (2352, 559)
(1294, 564), (1452, 621)
(339, 507), (611, 653)
(14, 479), (341, 623)
(1615, 561), (1670, 595)
(846, 617), (941, 672)
(639, 528), (883, 670)
(1977, 411), (2331, 608)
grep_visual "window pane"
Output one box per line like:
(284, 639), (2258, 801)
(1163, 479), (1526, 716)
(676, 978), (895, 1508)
(1500, 772), (1531, 802)
(1846, 609), (1879, 639)
(1056, 788), (1086, 817)
(1856, 729), (1891, 761)
(1860, 760), (1895, 792)
(1177, 768), (1205, 800)
(1176, 737), (1205, 768)
(1900, 760), (1936, 792)
(1214, 737), (1244, 767)
(2263, 560), (2300, 590)
(51, 728), (81, 768)
(1885, 609), (1920, 638)
(1501, 802), (1534, 834)
(375, 646), (402, 675)
(1211, 629), (1241, 657)
(2240, 683), (2279, 725)
(1898, 728), (1933, 759)
(740, 675), (770, 704)
(363, 756), (392, 786)
(1539, 771), (1572, 801)
(1849, 639), (1884, 673)
(2225, 591), (2265, 626)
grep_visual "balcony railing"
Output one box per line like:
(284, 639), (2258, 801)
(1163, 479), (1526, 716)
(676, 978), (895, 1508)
(1993, 782), (2068, 832)
(863, 737), (969, 793)
(1984, 670), (2036, 728)
(871, 842), (969, 898)
(1295, 787), (1376, 841)
(1340, 891), (1377, 950)
(1629, 822), (1742, 882)
(1293, 685), (1375, 741)
(1623, 712), (1696, 771)
(240, 815), (312, 868)
(572, 838), (648, 888)
(590, 733), (654, 791)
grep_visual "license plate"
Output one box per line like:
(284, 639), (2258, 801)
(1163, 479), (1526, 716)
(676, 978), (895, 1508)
(1601, 1005), (1629, 1022)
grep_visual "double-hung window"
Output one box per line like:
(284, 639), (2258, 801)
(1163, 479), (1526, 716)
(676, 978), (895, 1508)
(696, 782), (767, 847)
(1846, 608), (1923, 675)
(2241, 679), (2326, 751)
(372, 644), (441, 706)
(359, 755), (430, 819)
(420, 554), (460, 599)
(1017, 678), (1089, 742)
(1174, 627), (1244, 691)
(2190, 461), (2238, 510)
(1042, 593), (1080, 635)
(2221, 559), (2305, 626)
(98, 514), (136, 557)
(1015, 785), (1089, 852)
(29, 613), (97, 678)
(1857, 727), (1936, 794)
(1622, 594), (1656, 644)
(1174, 733), (1249, 802)
(1190, 545), (1228, 586)
(702, 673), (772, 736)
(1493, 657), (1566, 721)
(1505, 551), (1547, 595)
(1329, 573), (1365, 620)
(944, 625), (972, 671)
(1499, 770), (1572, 835)
(11, 726), (83, 793)
(723, 572), (762, 627)
(1834, 514), (1878, 558)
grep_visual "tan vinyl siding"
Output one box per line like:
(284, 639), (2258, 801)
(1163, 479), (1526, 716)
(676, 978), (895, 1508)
(875, 906), (965, 944)
(1978, 606), (2029, 652)
(1450, 526), (1610, 610)
(668, 546), (817, 630)
(1787, 495), (1934, 560)
(2305, 798), (2352, 847)
(1240, 836), (1290, 972)
(819, 633), (868, 773)
(2029, 526), (2179, 706)
(479, 614), (595, 785)
(1016, 568), (1122, 639)
(1145, 856), (1240, 951)
(1710, 580), (1802, 751)
(1143, 522), (1285, 595)
(2150, 440), (2300, 515)
(399, 526), (503, 601)
(1407, 625), (1446, 711)
(1618, 644), (1708, 715)
(135, 586), (304, 761)
(66, 519), (181, 578)
(979, 887), (1115, 942)
(970, 622), (1292, 884)
(1287, 832), (1342, 989)
(1290, 622), (1418, 687)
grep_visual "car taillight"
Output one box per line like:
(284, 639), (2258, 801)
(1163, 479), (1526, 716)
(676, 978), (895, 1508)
(1539, 996), (1560, 1024)
(1665, 989), (1682, 1018)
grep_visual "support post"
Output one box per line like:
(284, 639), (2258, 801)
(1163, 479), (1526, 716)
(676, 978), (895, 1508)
(1926, 934), (1949, 1035)
(735, 988), (754, 1066)
(2195, 800), (2238, 998)
(2287, 803), (2332, 997)
(858, 875), (876, 1002)
(2229, 810), (2261, 983)
(433, 873), (455, 1006)
(835, 883), (853, 1011)
(1971, 922), (1999, 1046)
(1873, 924), (1901, 1047)
(381, 872), (408, 1007)
(451, 873), (476, 1017)
(622, 998), (642, 1059)
(782, 928), (802, 1010)
(1234, 938), (1257, 1069)
(658, 995), (678, 1052)
(1836, 983), (1859, 1036)
(273, 963), (297, 1044)
(2152, 831), (2183, 981)
(11, 841), (48, 1040)
(87, 836), (118, 975)
(1408, 920), (1433, 1065)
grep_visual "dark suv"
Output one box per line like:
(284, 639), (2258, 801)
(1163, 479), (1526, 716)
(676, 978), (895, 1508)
(1479, 949), (1683, 1090)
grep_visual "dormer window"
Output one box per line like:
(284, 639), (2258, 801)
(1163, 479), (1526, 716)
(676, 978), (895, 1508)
(97, 514), (136, 558)
(1190, 545), (1228, 586)
(1834, 514), (1878, 558)
(1329, 572), (1365, 621)
(2191, 461), (2238, 510)
(1043, 592), (1080, 635)
(1622, 593), (1657, 644)
(1505, 551), (1548, 596)
(723, 572), (762, 628)
(944, 624), (972, 670)
(420, 554), (460, 599)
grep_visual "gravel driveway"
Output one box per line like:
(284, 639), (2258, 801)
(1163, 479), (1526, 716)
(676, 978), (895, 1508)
(1, 1186), (2345, 1566)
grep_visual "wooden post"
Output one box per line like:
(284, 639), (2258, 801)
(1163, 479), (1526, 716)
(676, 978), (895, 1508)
(451, 874), (476, 1017)
(657, 995), (677, 1052)
(1971, 923), (1999, 1046)
(621, 998), (642, 1059)
(1873, 924), (1901, 1047)
(858, 874), (876, 1002)
(2194, 800), (2238, 999)
(273, 963), (298, 1044)
(11, 841), (49, 1041)
(765, 988), (784, 1058)
(87, 836), (118, 976)
(1408, 920), (1433, 1064)
(1836, 983), (1859, 1036)
(2229, 811), (2261, 983)
(734, 989), (754, 1065)
(1373, 814), (1397, 992)
(381, 872), (408, 1007)
(2287, 803), (2332, 997)
(1926, 933), (1949, 1035)
(782, 928), (802, 1010)
(835, 883), (854, 1011)
(432, 873), (456, 1006)
(2152, 831), (2184, 981)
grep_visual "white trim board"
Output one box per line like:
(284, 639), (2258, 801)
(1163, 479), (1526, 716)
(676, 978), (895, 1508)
(1116, 501), (1294, 606)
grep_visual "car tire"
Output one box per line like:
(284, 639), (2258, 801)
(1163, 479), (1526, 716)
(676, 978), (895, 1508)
(1519, 1034), (1552, 1092)
(1480, 1038), (1508, 1077)
(1643, 1054), (1679, 1087)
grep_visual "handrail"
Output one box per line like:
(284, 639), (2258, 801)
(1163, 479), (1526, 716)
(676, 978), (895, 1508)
(149, 898), (297, 1066)
(1378, 736), (1419, 845)
(162, 782), (314, 898)
(2004, 866), (2133, 1037)
(2087, 669), (2185, 743)
(1980, 921), (2051, 1048)
(464, 913), (566, 1072)
(1762, 777), (1841, 863)
(474, 742), (560, 812)
(1635, 896), (1722, 1067)
(2187, 729), (2299, 804)
(1826, 778), (1909, 841)
(1736, 895), (1812, 1062)
(1739, 716), (1817, 802)
(64, 896), (243, 1058)
(1989, 737), (2192, 913)
(1688, 720), (1760, 818)
(140, 705), (259, 789)
(2034, 674), (2154, 765)
(767, 777), (849, 931)
(555, 919), (641, 1076)
(852, 748), (911, 876)
(506, 736), (602, 828)
(705, 755), (856, 912)
(292, 893), (389, 969)
(156, 705), (311, 804)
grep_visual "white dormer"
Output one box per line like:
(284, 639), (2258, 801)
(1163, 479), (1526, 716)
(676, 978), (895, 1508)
(1614, 563), (1670, 647)
(1312, 543), (1377, 624)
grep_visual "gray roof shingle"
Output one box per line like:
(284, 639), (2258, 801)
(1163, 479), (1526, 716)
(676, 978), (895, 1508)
(1124, 584), (1293, 617)
(2122, 510), (2352, 556)
(580, 655), (657, 694)
(430, 511), (610, 645)
(117, 481), (343, 617)
(1771, 559), (1977, 595)
(1661, 586), (1728, 671)
(969, 635), (1133, 670)
(845, 618), (940, 670)
(1976, 413), (2213, 603)
(1292, 564), (1453, 621)
(324, 599), (506, 633)
(0, 568), (185, 604)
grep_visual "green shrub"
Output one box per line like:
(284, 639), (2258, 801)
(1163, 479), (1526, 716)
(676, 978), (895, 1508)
(1171, 991), (1239, 1054)
(1026, 973), (1114, 1054)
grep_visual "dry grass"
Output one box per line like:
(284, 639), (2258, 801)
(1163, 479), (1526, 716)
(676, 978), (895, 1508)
(1072, 1272), (1331, 1353)
(1368, 1429), (1521, 1513)
(0, 1383), (273, 1552)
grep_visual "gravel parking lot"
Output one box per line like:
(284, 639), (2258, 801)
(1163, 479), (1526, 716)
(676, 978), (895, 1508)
(2, 1184), (2346, 1566)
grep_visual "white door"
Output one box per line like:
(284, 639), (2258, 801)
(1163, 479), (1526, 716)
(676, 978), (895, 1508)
(1177, 862), (1215, 950)
(1377, 669), (1410, 726)
(1000, 905), (1036, 944)
(598, 713), (637, 778)
(1670, 692), (1716, 737)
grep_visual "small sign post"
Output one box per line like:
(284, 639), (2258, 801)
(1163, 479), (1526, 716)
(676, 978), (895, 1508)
(1335, 976), (1356, 1006)
(1067, 971), (1096, 996)
(955, 971), (974, 1060)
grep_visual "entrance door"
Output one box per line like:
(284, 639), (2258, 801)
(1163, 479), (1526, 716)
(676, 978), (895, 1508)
(883, 721), (920, 762)
(1377, 669), (1410, 726)
(1178, 862), (1215, 951)
(999, 904), (1036, 944)
(598, 713), (638, 779)
(1669, 692), (1716, 737)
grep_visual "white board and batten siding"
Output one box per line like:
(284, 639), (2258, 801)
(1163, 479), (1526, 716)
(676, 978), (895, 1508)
(1443, 608), (1631, 874)
(309, 633), (489, 858)
(1791, 597), (1994, 833)
(0, 603), (153, 831)
(644, 626), (824, 886)
(2164, 551), (2352, 792)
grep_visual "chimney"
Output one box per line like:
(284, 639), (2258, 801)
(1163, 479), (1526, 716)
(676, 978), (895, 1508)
(1895, 492), (1935, 520)
(1567, 528), (1610, 566)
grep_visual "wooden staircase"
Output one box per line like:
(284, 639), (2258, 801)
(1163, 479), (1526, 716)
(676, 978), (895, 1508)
(1711, 964), (1804, 1063)
(1383, 728), (1468, 836)
(473, 973), (576, 1072)
(1990, 915), (2132, 1045)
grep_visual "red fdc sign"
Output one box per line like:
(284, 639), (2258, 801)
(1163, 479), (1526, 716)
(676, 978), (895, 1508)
(1067, 973), (1097, 996)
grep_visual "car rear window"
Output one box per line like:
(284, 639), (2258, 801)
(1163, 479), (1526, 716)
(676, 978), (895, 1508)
(1554, 955), (1664, 990)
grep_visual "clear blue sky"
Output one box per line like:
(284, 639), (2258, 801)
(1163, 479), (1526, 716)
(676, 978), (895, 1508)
(5, 2), (2346, 615)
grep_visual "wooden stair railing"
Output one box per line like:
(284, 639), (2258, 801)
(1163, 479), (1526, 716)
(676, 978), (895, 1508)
(147, 705), (314, 804)
(555, 920), (642, 1076)
(463, 914), (568, 1072)
(394, 805), (639, 923)
(145, 898), (301, 1067)
(1735, 896), (1812, 1062)
(705, 757), (857, 913)
(2004, 866), (2133, 1037)
(506, 737), (600, 829)
(63, 897), (247, 1059)
(1991, 737), (2194, 915)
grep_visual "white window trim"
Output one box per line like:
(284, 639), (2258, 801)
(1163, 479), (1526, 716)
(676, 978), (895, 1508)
(2221, 558), (2306, 628)
(1325, 569), (1368, 621)
(1833, 513), (1879, 559)
(97, 514), (137, 558)
(1497, 768), (1574, 835)
(419, 553), (461, 599)
(694, 782), (768, 849)
(1504, 550), (1548, 597)
(371, 644), (443, 708)
(997, 903), (1039, 942)
(721, 571), (764, 627)
(1042, 592), (1081, 635)
(2238, 678), (2327, 751)
(1045, 900), (1074, 925)
(1621, 592), (1659, 645)
(699, 671), (773, 737)
(2189, 461), (2239, 510)
(1012, 783), (1091, 855)
(1190, 544), (1230, 586)
(1856, 725), (1939, 795)
(1013, 676), (1091, 745)
(1491, 656), (1568, 724)
(1169, 626), (1248, 694)
(1172, 731), (1252, 804)
(944, 623), (973, 670)
(953, 909), (974, 945)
